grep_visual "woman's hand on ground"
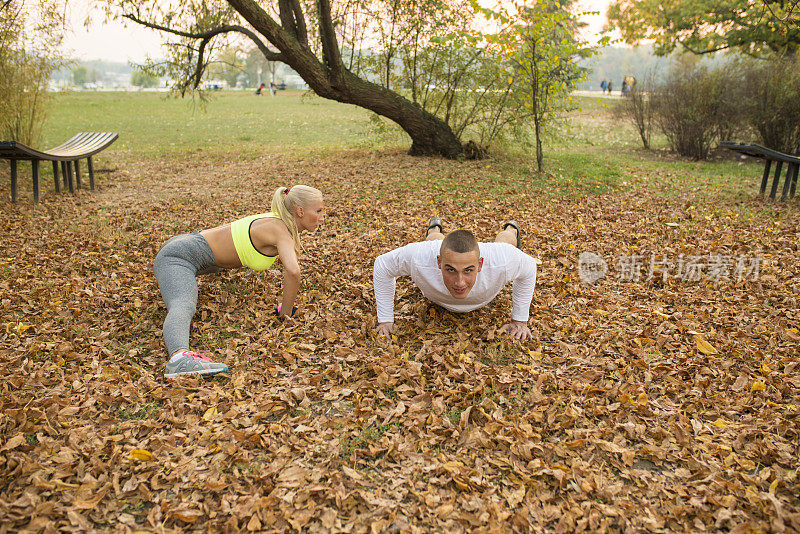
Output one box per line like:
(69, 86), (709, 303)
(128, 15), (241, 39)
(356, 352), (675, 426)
(275, 304), (298, 319)
(502, 321), (532, 340)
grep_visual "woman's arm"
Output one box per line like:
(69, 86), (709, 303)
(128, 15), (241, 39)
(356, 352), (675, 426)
(276, 236), (301, 317)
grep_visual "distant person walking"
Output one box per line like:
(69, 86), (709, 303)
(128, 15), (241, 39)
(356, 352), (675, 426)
(608, 80), (613, 94)
(625, 75), (636, 95)
(270, 82), (277, 96)
(600, 79), (608, 94)
(256, 83), (265, 96)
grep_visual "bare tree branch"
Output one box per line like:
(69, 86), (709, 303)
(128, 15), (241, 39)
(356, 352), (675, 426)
(277, 0), (298, 39)
(193, 38), (211, 88)
(288, 0), (308, 45)
(316, 0), (345, 85)
(122, 13), (285, 62)
(272, 0), (308, 44)
(678, 40), (731, 55)
(760, 0), (800, 24)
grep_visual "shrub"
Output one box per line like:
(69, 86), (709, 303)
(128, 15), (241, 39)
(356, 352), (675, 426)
(651, 59), (734, 160)
(708, 62), (744, 145)
(0, 0), (64, 145)
(738, 56), (800, 155)
(131, 69), (160, 89)
(615, 71), (657, 149)
(0, 49), (55, 145)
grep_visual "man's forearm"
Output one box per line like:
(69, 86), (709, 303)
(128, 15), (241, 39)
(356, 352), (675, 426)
(510, 286), (534, 322)
(373, 257), (397, 323)
(510, 255), (537, 321)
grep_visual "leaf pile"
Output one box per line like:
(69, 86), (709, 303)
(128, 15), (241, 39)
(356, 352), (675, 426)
(1, 150), (799, 532)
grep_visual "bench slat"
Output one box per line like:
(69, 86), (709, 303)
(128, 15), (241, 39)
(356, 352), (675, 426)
(47, 132), (109, 154)
(720, 141), (800, 165)
(721, 141), (800, 201)
(0, 132), (118, 161)
(46, 132), (119, 158)
(45, 132), (97, 155)
(2, 131), (118, 203)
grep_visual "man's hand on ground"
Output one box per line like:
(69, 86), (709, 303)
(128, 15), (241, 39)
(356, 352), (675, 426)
(377, 322), (395, 337)
(502, 321), (533, 340)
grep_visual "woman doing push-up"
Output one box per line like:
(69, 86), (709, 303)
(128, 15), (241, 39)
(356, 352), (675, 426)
(153, 185), (324, 378)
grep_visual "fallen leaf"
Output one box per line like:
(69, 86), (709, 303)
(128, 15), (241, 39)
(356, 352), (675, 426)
(130, 449), (155, 461)
(1, 435), (25, 451)
(695, 336), (719, 355)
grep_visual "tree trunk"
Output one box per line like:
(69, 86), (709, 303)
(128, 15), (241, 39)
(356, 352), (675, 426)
(286, 55), (463, 158)
(534, 117), (543, 172)
(227, 0), (464, 159)
(338, 74), (463, 158)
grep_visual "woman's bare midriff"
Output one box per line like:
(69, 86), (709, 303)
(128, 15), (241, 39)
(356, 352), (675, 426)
(200, 218), (283, 268)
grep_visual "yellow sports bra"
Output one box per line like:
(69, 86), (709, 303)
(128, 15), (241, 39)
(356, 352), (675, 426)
(230, 212), (281, 271)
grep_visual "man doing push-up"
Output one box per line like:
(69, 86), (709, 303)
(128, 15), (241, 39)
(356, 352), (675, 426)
(373, 217), (538, 340)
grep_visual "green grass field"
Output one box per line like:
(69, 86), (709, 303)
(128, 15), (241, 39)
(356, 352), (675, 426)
(42, 90), (402, 157)
(37, 90), (765, 200)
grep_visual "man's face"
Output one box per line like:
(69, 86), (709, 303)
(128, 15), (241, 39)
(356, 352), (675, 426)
(437, 248), (483, 299)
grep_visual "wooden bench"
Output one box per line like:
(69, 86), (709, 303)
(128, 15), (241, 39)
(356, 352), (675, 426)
(1, 132), (118, 203)
(720, 141), (800, 201)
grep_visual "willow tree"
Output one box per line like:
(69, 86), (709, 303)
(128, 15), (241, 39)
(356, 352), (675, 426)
(0, 0), (65, 144)
(108, 0), (471, 158)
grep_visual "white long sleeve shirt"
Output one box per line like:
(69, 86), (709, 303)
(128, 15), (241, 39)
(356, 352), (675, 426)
(373, 240), (538, 323)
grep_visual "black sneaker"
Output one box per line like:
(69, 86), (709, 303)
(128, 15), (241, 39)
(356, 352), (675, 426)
(426, 217), (444, 238)
(503, 221), (522, 249)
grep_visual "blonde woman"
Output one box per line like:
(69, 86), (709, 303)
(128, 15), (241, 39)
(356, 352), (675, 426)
(153, 185), (324, 378)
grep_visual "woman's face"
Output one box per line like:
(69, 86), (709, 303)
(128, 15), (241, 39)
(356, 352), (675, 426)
(296, 197), (324, 231)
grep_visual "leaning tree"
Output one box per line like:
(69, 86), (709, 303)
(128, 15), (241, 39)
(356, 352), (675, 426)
(109, 0), (470, 158)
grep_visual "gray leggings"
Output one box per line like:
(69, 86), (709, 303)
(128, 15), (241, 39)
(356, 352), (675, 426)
(153, 232), (221, 355)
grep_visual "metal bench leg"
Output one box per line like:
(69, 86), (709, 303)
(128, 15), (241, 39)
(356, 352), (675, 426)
(789, 164), (799, 199)
(87, 157), (95, 190)
(66, 161), (75, 193)
(10, 160), (17, 203)
(61, 161), (68, 190)
(769, 160), (783, 200)
(52, 161), (60, 193)
(75, 160), (82, 190)
(780, 162), (795, 201)
(32, 160), (40, 204)
(760, 160), (772, 196)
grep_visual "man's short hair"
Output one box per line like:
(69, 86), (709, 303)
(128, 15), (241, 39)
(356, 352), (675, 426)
(440, 230), (479, 256)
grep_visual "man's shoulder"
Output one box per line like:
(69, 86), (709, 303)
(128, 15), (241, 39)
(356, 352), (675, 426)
(479, 242), (531, 263)
(395, 240), (440, 256)
(377, 240), (439, 262)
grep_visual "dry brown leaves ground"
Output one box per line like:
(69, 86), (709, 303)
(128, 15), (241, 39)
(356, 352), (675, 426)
(1, 149), (799, 533)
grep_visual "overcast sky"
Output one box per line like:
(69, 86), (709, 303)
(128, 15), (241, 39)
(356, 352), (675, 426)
(62, 0), (617, 63)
